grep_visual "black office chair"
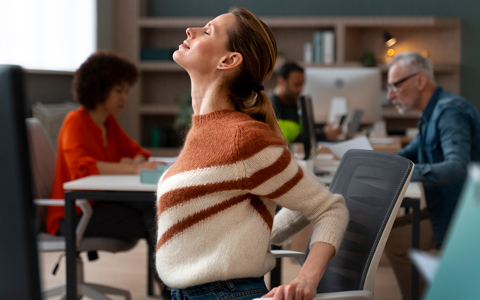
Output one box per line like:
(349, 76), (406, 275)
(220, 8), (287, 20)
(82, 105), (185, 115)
(259, 149), (414, 300)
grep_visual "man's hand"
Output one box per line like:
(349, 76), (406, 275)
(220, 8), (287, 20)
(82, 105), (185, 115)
(323, 123), (343, 141)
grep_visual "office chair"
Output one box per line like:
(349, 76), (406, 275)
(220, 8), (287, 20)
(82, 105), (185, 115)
(257, 149), (414, 300)
(27, 118), (137, 300)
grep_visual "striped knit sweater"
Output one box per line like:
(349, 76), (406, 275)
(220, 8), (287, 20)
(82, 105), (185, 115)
(155, 109), (348, 289)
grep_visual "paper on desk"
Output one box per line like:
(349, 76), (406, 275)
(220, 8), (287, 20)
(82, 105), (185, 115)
(408, 249), (439, 283)
(327, 136), (373, 158)
(150, 157), (177, 165)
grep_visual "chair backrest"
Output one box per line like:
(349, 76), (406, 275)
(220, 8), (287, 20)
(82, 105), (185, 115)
(26, 118), (57, 233)
(308, 149), (413, 293)
(26, 118), (56, 200)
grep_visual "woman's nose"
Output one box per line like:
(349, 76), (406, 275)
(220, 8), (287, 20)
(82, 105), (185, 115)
(186, 28), (193, 38)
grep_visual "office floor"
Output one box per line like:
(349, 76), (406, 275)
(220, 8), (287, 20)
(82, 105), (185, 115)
(39, 240), (402, 300)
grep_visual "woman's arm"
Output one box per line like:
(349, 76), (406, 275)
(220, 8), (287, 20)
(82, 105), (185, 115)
(262, 242), (335, 300)
(97, 159), (163, 175)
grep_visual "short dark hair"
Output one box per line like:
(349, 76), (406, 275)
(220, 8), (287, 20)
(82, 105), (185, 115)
(278, 62), (304, 80)
(73, 51), (139, 110)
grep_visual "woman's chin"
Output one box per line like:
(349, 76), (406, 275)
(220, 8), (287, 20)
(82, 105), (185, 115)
(172, 51), (184, 66)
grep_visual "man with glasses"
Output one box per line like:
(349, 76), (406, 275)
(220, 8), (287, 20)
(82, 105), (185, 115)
(384, 51), (480, 299)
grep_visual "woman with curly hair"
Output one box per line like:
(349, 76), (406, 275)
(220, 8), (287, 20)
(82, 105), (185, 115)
(45, 51), (162, 263)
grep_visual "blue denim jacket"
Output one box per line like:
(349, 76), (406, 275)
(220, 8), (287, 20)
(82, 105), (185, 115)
(398, 87), (480, 248)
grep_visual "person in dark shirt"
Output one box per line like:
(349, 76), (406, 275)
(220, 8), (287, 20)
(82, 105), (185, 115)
(269, 62), (342, 144)
(384, 51), (480, 299)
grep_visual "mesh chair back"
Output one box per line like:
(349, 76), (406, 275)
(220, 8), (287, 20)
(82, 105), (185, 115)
(26, 118), (57, 232)
(26, 118), (56, 200)
(312, 149), (413, 293)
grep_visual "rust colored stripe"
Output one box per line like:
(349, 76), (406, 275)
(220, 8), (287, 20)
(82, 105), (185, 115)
(265, 166), (304, 199)
(250, 196), (274, 230)
(247, 149), (292, 190)
(158, 149), (292, 216)
(157, 180), (242, 215)
(156, 194), (250, 250)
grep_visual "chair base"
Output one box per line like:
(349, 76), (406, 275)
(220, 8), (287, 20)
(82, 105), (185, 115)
(42, 256), (131, 300)
(42, 282), (132, 300)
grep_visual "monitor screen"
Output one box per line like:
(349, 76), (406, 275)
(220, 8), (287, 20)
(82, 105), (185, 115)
(302, 67), (382, 125)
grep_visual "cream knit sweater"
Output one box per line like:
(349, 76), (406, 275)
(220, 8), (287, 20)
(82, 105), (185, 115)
(155, 110), (348, 289)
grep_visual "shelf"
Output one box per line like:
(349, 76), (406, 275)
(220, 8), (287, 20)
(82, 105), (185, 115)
(139, 17), (210, 28)
(25, 69), (74, 75)
(146, 147), (181, 157)
(113, 2), (461, 145)
(139, 61), (185, 72)
(138, 16), (460, 29)
(378, 63), (459, 73)
(138, 104), (179, 115)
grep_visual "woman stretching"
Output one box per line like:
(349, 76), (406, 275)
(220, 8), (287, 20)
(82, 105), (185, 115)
(155, 8), (349, 300)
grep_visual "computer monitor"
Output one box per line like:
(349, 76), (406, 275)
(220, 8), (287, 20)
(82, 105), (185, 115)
(299, 95), (316, 160)
(0, 65), (41, 299)
(302, 67), (382, 125)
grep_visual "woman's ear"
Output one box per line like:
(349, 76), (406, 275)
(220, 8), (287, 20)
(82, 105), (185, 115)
(217, 52), (243, 70)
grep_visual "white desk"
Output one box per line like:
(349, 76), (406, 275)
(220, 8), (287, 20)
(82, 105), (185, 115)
(63, 172), (423, 300)
(63, 175), (159, 300)
(63, 173), (423, 201)
(64, 174), (157, 192)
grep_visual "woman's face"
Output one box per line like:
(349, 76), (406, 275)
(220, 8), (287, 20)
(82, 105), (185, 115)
(98, 83), (129, 116)
(173, 13), (235, 73)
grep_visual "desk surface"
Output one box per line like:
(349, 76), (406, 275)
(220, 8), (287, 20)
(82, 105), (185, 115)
(63, 175), (157, 192)
(63, 174), (422, 199)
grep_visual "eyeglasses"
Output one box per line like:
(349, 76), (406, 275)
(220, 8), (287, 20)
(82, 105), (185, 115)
(386, 73), (419, 92)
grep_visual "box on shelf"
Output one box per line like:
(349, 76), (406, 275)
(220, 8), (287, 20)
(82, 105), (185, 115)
(141, 48), (175, 61)
(140, 164), (169, 184)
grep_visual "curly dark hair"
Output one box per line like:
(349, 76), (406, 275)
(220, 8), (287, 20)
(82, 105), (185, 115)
(73, 51), (139, 110)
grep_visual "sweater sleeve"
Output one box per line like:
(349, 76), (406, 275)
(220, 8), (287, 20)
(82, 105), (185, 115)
(243, 145), (349, 253)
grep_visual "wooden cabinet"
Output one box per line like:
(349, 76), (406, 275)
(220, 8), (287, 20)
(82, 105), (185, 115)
(113, 1), (461, 153)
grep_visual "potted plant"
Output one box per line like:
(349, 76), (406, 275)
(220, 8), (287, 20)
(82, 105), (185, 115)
(173, 91), (193, 142)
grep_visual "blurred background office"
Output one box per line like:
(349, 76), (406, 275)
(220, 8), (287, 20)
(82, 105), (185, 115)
(2, 0), (480, 299)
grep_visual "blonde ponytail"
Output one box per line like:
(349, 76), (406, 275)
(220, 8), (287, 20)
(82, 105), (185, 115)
(225, 8), (284, 139)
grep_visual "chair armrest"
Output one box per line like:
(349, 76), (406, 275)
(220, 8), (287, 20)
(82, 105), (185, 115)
(271, 250), (306, 265)
(34, 198), (92, 246)
(253, 290), (373, 300)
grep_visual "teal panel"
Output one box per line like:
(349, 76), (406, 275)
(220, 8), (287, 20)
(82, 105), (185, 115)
(424, 164), (480, 300)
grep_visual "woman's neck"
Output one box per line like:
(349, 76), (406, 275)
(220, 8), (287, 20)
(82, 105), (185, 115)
(86, 106), (109, 128)
(189, 72), (235, 115)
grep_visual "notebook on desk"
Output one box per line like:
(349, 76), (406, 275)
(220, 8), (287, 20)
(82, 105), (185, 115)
(408, 164), (480, 300)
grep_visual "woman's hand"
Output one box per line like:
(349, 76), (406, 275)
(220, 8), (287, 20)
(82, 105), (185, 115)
(119, 157), (134, 164)
(132, 160), (166, 174)
(262, 275), (317, 300)
(97, 157), (166, 175)
(262, 242), (335, 300)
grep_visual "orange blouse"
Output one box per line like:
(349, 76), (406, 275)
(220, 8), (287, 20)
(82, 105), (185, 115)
(45, 107), (150, 235)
